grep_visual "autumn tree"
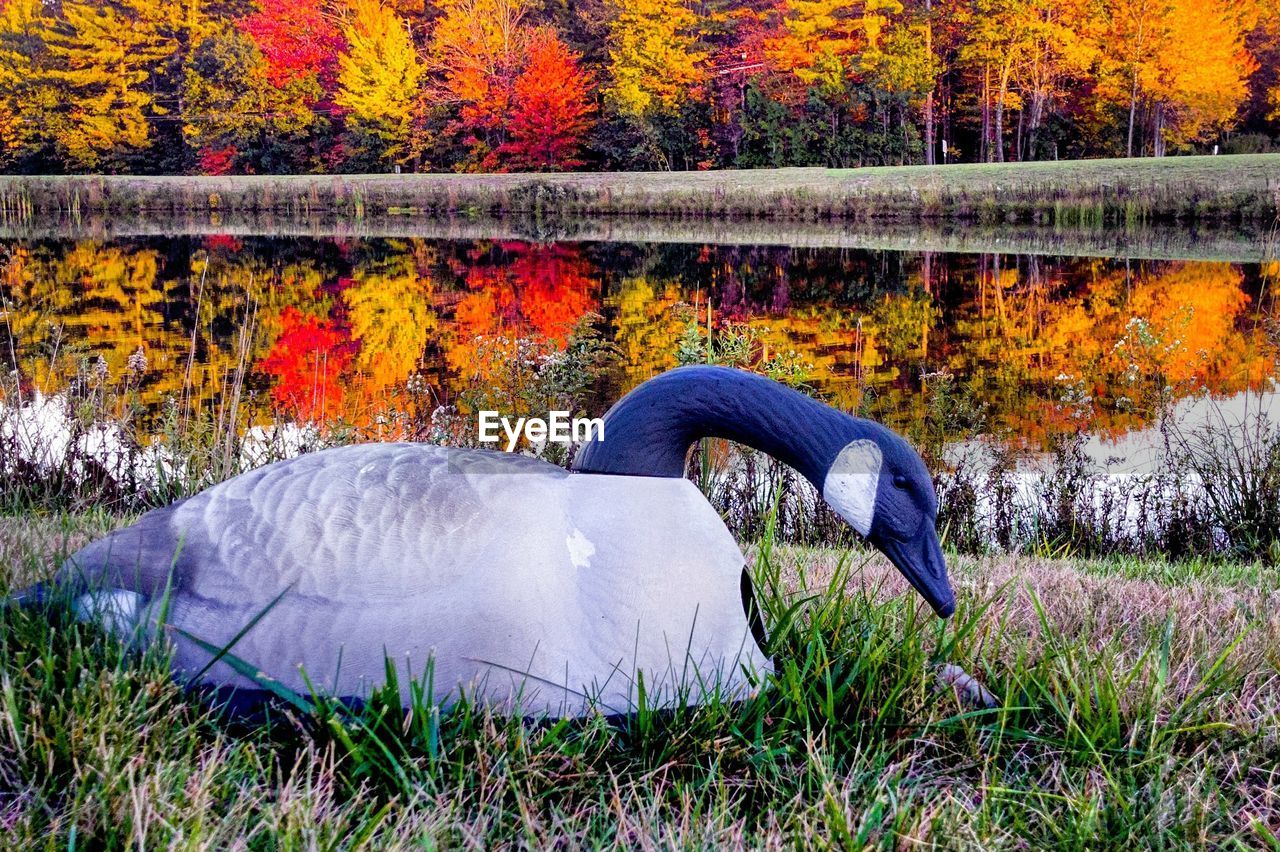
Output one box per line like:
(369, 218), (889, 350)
(956, 0), (1029, 161)
(497, 28), (595, 170)
(606, 0), (703, 115)
(1099, 0), (1256, 156)
(0, 0), (1275, 171)
(0, 0), (60, 169)
(238, 0), (346, 93)
(335, 0), (425, 168)
(40, 0), (184, 169)
(866, 11), (936, 162)
(768, 0), (903, 91)
(427, 0), (529, 168)
(1142, 0), (1256, 153)
(1007, 0), (1099, 160)
(182, 24), (325, 172)
(741, 0), (926, 167)
(604, 0), (705, 168)
(1243, 0), (1280, 135)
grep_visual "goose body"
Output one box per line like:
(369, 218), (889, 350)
(64, 444), (768, 715)
(36, 366), (956, 717)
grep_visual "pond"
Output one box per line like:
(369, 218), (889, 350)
(0, 219), (1275, 455)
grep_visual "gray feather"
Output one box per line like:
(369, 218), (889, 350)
(53, 444), (769, 716)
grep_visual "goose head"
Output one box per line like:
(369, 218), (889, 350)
(821, 427), (953, 617)
(572, 365), (957, 617)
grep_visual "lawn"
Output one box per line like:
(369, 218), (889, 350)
(2, 154), (1278, 225)
(0, 512), (1276, 847)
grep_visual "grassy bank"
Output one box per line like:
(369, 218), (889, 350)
(1, 155), (1278, 227)
(1, 513), (1277, 847)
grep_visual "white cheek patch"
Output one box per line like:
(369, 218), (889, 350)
(822, 440), (882, 536)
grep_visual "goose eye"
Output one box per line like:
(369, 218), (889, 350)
(892, 474), (909, 489)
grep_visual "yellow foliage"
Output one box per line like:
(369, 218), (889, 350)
(41, 0), (194, 169)
(770, 0), (903, 88)
(605, 0), (704, 116)
(336, 0), (425, 161)
(346, 265), (437, 392)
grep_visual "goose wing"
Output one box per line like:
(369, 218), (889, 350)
(62, 444), (571, 694)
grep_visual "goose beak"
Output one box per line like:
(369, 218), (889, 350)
(873, 527), (956, 618)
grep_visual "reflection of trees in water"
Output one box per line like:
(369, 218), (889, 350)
(344, 243), (437, 399)
(444, 242), (598, 389)
(610, 276), (685, 388)
(0, 242), (189, 412)
(938, 256), (1272, 443)
(0, 236), (1274, 444)
(258, 306), (355, 422)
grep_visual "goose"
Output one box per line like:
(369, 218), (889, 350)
(16, 365), (955, 717)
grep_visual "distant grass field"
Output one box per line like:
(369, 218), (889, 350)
(1, 154), (1278, 226)
(1, 512), (1276, 847)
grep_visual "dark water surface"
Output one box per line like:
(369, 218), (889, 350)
(0, 224), (1275, 447)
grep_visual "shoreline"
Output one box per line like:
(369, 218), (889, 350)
(0, 211), (1274, 262)
(1, 155), (1278, 226)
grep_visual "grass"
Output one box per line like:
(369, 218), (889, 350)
(0, 512), (1277, 847)
(1, 154), (1278, 226)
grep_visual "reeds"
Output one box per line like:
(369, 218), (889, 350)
(0, 154), (1277, 227)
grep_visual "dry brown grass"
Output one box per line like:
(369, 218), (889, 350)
(0, 512), (120, 588)
(778, 546), (1280, 728)
(1, 154), (1277, 226)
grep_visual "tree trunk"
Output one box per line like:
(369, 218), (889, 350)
(1126, 69), (1139, 157)
(924, 0), (935, 165)
(981, 65), (992, 162)
(1027, 90), (1045, 161)
(1014, 104), (1024, 162)
(901, 102), (910, 165)
(924, 92), (935, 165)
(942, 81), (952, 163)
(994, 61), (1011, 163)
(1153, 102), (1165, 157)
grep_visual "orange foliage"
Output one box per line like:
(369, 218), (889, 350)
(496, 28), (595, 170)
(445, 244), (597, 378)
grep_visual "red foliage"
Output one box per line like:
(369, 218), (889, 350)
(238, 0), (346, 92)
(457, 243), (596, 340)
(198, 145), (238, 175)
(496, 29), (595, 171)
(258, 306), (357, 421)
(202, 234), (244, 253)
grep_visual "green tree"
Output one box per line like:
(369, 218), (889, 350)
(182, 24), (324, 173)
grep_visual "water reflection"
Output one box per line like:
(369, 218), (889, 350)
(0, 235), (1274, 446)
